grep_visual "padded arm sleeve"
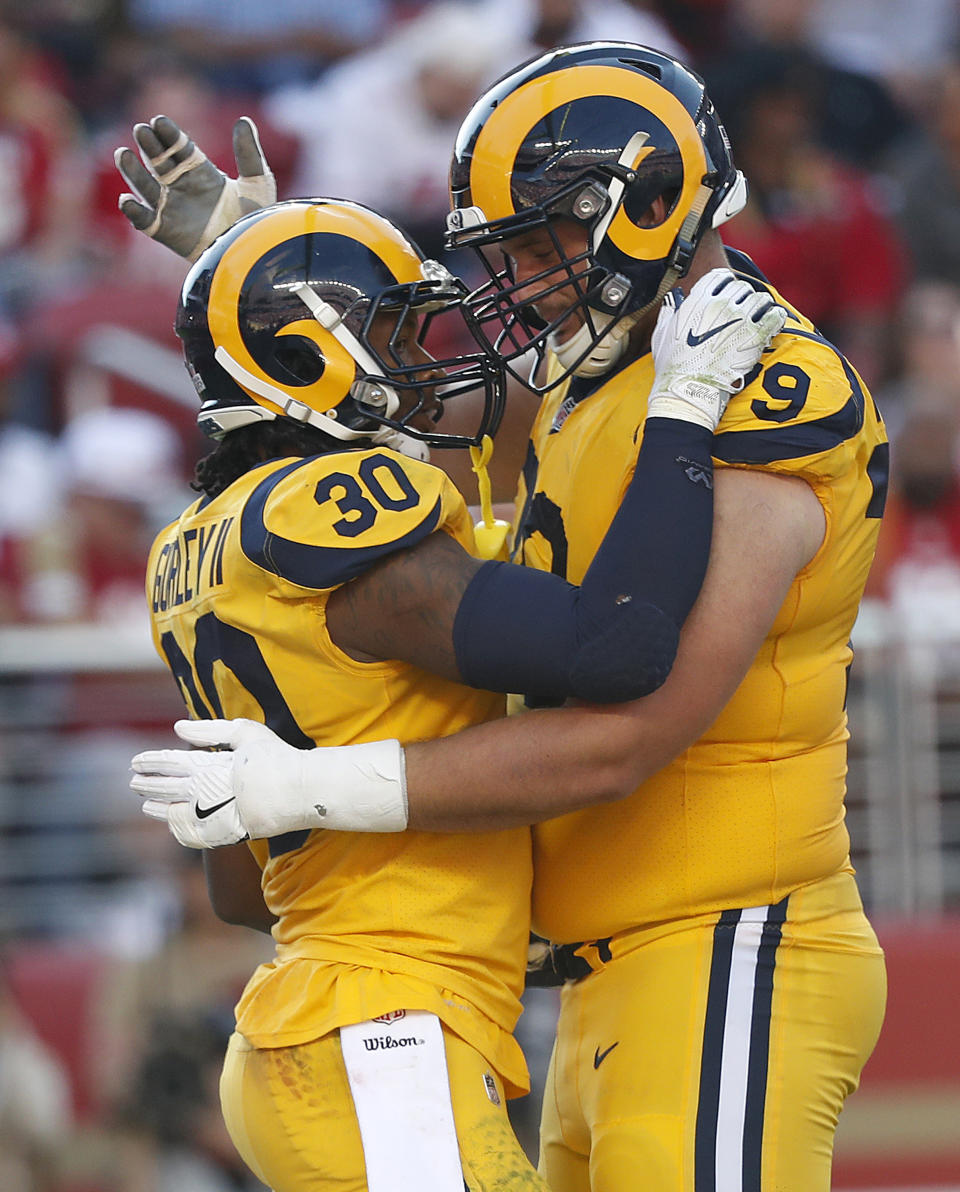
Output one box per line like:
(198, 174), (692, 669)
(452, 418), (715, 703)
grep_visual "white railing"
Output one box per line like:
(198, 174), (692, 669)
(848, 601), (960, 915)
(0, 623), (182, 942)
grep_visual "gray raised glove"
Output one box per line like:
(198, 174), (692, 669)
(648, 268), (787, 431)
(115, 114), (276, 262)
(131, 718), (408, 848)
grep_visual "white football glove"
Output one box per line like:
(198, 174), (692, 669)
(115, 114), (276, 262)
(130, 719), (408, 849)
(648, 268), (787, 431)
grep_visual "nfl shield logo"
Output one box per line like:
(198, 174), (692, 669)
(372, 1009), (407, 1025)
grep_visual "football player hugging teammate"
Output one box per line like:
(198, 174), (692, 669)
(122, 40), (884, 1192)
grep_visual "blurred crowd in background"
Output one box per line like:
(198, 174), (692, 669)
(2, 0), (960, 1188)
(2, 0), (960, 629)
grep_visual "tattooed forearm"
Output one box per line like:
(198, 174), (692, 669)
(325, 532), (484, 680)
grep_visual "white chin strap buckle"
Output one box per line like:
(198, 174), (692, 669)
(550, 308), (635, 378)
(373, 428), (430, 462)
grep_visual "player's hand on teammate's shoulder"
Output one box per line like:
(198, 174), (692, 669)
(648, 267), (787, 432)
(115, 114), (276, 261)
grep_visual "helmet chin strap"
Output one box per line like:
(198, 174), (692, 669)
(371, 427), (431, 461)
(548, 309), (641, 377)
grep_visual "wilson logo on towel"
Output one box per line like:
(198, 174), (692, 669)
(362, 1035), (423, 1052)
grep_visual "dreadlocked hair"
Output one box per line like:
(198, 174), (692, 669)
(192, 420), (349, 498)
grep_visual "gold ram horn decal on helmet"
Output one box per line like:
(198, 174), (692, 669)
(206, 206), (357, 418)
(468, 64), (708, 264)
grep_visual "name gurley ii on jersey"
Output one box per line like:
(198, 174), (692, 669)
(151, 516), (232, 610)
(145, 445), (533, 1096)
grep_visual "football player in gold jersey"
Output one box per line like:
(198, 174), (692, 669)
(124, 43), (884, 1190)
(128, 181), (782, 1192)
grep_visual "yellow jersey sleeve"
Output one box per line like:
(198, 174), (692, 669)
(237, 449), (465, 591)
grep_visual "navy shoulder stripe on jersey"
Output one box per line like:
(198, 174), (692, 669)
(724, 246), (771, 285)
(239, 456), (443, 589)
(714, 343), (867, 466)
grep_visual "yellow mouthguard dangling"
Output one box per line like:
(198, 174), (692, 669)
(469, 435), (510, 561)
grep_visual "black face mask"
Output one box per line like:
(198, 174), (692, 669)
(900, 471), (955, 511)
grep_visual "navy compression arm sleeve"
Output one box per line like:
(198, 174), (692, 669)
(452, 418), (715, 703)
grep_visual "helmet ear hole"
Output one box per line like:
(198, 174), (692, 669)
(274, 340), (326, 385)
(624, 184), (681, 229)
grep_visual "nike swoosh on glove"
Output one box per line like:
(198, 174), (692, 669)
(647, 268), (787, 431)
(131, 719), (408, 848)
(132, 743), (248, 848)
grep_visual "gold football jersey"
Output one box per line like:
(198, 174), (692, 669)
(515, 282), (889, 944)
(146, 447), (532, 1093)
